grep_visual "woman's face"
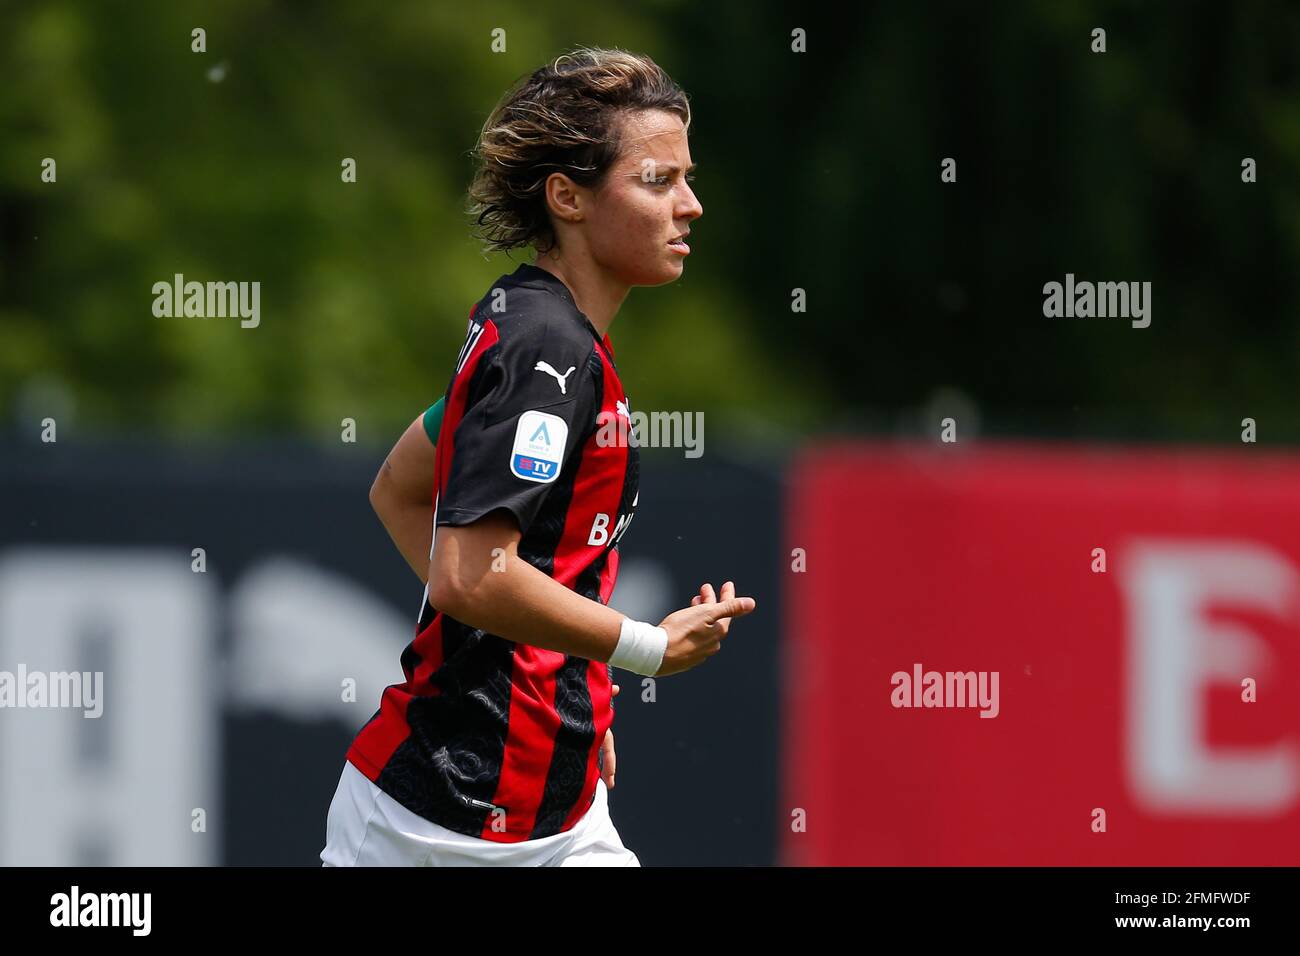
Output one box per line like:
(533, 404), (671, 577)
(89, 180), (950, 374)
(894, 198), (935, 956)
(578, 109), (703, 287)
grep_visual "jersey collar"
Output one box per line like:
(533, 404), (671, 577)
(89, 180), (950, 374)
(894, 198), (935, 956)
(511, 262), (615, 358)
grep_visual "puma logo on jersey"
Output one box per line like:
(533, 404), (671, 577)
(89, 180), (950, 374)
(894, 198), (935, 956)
(534, 361), (576, 395)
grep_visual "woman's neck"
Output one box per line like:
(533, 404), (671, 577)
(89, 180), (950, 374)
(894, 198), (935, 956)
(531, 255), (628, 339)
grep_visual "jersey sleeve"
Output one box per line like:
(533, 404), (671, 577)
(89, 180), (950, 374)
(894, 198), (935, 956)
(422, 397), (445, 444)
(436, 321), (599, 533)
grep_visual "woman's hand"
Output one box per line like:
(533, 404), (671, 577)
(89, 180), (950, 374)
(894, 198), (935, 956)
(653, 581), (755, 676)
(600, 682), (620, 789)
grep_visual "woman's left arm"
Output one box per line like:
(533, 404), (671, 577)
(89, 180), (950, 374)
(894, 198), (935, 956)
(369, 401), (443, 583)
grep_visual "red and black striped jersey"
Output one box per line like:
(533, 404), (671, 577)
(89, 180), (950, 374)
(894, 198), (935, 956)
(346, 262), (640, 843)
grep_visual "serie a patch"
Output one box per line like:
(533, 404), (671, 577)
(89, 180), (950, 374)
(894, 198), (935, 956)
(511, 409), (567, 483)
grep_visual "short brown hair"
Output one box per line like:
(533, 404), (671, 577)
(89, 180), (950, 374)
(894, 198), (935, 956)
(467, 47), (691, 255)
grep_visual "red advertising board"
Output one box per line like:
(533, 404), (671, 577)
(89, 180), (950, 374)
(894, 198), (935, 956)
(781, 441), (1300, 865)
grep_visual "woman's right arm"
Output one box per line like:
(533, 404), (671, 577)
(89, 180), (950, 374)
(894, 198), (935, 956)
(429, 510), (756, 676)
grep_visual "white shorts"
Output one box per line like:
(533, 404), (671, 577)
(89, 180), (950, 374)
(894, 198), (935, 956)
(320, 761), (640, 867)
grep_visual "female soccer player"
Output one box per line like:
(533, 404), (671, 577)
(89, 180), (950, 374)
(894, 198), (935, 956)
(365, 399), (630, 814)
(321, 47), (755, 867)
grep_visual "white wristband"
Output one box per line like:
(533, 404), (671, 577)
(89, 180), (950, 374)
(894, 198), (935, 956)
(609, 617), (668, 676)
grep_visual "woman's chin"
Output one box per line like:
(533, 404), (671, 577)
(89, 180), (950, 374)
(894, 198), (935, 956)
(619, 259), (686, 288)
(653, 255), (688, 284)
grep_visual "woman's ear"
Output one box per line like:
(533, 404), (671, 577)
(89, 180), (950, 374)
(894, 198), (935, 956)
(544, 171), (584, 224)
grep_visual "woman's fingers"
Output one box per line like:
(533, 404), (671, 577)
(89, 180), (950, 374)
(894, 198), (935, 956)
(689, 582), (744, 636)
(705, 581), (727, 634)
